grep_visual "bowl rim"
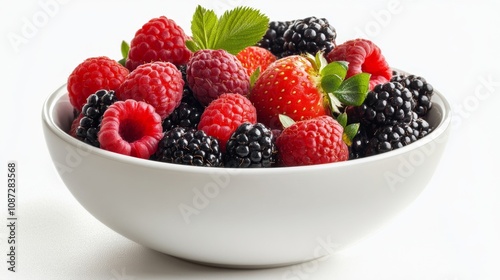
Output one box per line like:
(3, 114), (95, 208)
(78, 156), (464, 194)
(42, 83), (452, 175)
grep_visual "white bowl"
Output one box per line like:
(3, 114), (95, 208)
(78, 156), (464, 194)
(42, 83), (451, 268)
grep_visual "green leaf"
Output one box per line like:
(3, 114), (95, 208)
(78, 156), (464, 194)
(343, 123), (360, 146)
(320, 61), (348, 81)
(211, 6), (269, 54)
(118, 40), (130, 67)
(121, 40), (130, 60)
(326, 92), (342, 114)
(279, 114), (296, 129)
(321, 74), (343, 93)
(190, 5), (218, 50)
(334, 73), (371, 106)
(249, 67), (261, 88)
(185, 39), (201, 53)
(336, 113), (348, 128)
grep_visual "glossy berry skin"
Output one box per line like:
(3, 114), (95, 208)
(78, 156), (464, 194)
(126, 16), (192, 71)
(282, 17), (337, 56)
(225, 122), (277, 168)
(326, 38), (391, 90)
(75, 89), (118, 147)
(67, 56), (129, 112)
(250, 55), (327, 129)
(98, 99), (163, 159)
(117, 61), (184, 119)
(236, 46), (276, 77)
(186, 49), (250, 106)
(162, 94), (204, 132)
(257, 20), (293, 58)
(391, 74), (434, 117)
(350, 117), (432, 159)
(198, 93), (257, 152)
(276, 116), (348, 166)
(349, 82), (415, 126)
(152, 127), (222, 167)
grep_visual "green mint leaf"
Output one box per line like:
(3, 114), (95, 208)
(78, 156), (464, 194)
(249, 67), (261, 88)
(336, 113), (348, 128)
(334, 73), (371, 106)
(190, 5), (218, 50)
(212, 6), (269, 54)
(279, 114), (296, 129)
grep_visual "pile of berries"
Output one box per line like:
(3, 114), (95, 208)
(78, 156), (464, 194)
(67, 5), (435, 168)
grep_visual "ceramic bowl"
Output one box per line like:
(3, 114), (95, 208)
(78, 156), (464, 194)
(42, 83), (451, 268)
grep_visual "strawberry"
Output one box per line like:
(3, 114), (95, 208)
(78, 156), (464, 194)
(276, 115), (348, 166)
(236, 46), (276, 77)
(249, 52), (370, 129)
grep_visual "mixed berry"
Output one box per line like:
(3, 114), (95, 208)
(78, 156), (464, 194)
(67, 5), (435, 167)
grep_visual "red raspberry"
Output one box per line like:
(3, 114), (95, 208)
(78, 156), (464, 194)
(236, 46), (276, 77)
(67, 56), (129, 112)
(276, 115), (348, 166)
(117, 61), (184, 119)
(126, 16), (192, 71)
(186, 49), (250, 106)
(98, 99), (163, 159)
(326, 38), (391, 90)
(198, 93), (257, 152)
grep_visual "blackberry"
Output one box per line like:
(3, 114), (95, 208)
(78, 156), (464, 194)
(282, 17), (336, 56)
(151, 127), (222, 167)
(349, 117), (432, 159)
(162, 94), (204, 132)
(224, 123), (277, 168)
(177, 64), (193, 97)
(256, 20), (293, 58)
(391, 74), (434, 117)
(350, 82), (415, 126)
(75, 89), (117, 147)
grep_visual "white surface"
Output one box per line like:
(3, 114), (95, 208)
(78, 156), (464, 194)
(0, 0), (499, 279)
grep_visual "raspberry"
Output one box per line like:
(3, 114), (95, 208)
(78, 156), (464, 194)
(198, 93), (257, 152)
(236, 46), (276, 77)
(98, 99), (163, 159)
(125, 16), (192, 71)
(117, 61), (184, 119)
(186, 49), (250, 106)
(225, 122), (277, 168)
(282, 17), (337, 56)
(151, 127), (222, 167)
(67, 56), (128, 112)
(326, 38), (391, 90)
(276, 115), (348, 166)
(75, 89), (118, 147)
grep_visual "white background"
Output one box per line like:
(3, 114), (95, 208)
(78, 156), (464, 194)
(1, 0), (499, 279)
